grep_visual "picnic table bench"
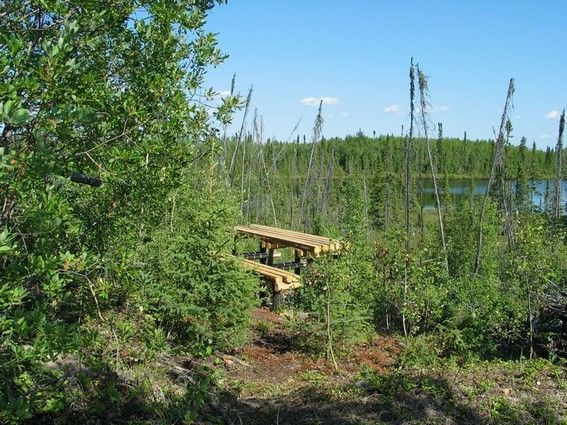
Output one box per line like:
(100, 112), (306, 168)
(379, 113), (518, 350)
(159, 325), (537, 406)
(240, 259), (301, 293)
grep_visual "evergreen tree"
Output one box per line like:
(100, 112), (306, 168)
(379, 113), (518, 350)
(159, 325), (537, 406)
(369, 172), (388, 230)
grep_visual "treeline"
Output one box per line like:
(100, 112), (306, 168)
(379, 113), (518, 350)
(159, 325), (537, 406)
(229, 131), (556, 182)
(224, 129), (561, 231)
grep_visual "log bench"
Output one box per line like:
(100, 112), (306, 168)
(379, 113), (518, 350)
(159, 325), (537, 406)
(240, 259), (301, 293)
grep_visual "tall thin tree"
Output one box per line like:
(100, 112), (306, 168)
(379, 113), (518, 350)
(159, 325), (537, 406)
(402, 58), (415, 337)
(417, 66), (449, 275)
(552, 109), (565, 220)
(474, 78), (515, 274)
(229, 86), (253, 184)
(299, 100), (324, 230)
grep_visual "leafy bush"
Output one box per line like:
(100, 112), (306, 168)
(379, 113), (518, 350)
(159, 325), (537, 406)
(291, 252), (374, 356)
(134, 172), (259, 354)
(0, 1), (240, 421)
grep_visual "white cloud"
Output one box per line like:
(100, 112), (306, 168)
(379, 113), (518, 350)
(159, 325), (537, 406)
(432, 105), (450, 113)
(545, 110), (560, 119)
(341, 112), (350, 118)
(384, 104), (401, 114)
(301, 96), (339, 106)
(321, 96), (338, 105)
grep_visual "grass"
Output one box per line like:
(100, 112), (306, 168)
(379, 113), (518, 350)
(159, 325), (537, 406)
(214, 358), (566, 424)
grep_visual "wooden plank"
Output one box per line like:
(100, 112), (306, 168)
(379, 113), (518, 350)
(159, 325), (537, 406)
(248, 224), (333, 245)
(237, 226), (328, 252)
(241, 259), (300, 285)
(253, 229), (332, 249)
(246, 224), (345, 253)
(236, 226), (320, 248)
(248, 224), (338, 247)
(235, 226), (322, 254)
(275, 280), (302, 292)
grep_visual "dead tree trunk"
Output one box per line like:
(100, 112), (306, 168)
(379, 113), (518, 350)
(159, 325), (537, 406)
(552, 110), (565, 220)
(417, 65), (449, 275)
(299, 100), (323, 230)
(229, 86), (252, 184)
(402, 58), (415, 337)
(474, 78), (515, 275)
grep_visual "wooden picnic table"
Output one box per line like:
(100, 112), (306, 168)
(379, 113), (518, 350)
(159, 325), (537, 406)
(235, 224), (345, 257)
(235, 224), (346, 307)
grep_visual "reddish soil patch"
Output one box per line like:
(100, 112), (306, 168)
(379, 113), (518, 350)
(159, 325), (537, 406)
(218, 308), (401, 391)
(341, 334), (401, 374)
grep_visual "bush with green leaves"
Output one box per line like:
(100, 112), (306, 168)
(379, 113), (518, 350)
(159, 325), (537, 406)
(291, 252), (374, 357)
(504, 216), (567, 357)
(134, 170), (259, 355)
(437, 274), (522, 358)
(1, 0), (240, 421)
(445, 193), (501, 278)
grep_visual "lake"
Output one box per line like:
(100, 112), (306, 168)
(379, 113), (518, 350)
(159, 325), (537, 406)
(418, 179), (567, 213)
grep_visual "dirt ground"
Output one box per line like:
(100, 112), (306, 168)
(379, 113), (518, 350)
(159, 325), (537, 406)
(201, 308), (566, 425)
(219, 308), (400, 393)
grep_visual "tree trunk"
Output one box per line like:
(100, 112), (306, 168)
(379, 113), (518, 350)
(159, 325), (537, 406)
(552, 110), (565, 220)
(474, 78), (515, 275)
(417, 66), (449, 275)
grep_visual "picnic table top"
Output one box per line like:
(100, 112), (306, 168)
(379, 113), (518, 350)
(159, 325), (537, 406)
(235, 223), (345, 256)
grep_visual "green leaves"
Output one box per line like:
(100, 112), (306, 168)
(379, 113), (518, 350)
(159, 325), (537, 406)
(0, 99), (31, 125)
(1, 0), (235, 421)
(0, 227), (17, 255)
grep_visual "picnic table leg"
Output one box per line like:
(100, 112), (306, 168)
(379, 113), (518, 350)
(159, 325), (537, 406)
(271, 291), (285, 310)
(306, 256), (314, 268)
(294, 249), (302, 275)
(259, 243), (267, 265)
(267, 248), (274, 266)
(232, 234), (238, 256)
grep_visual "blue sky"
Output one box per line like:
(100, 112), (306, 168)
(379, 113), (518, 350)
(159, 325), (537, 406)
(204, 1), (566, 148)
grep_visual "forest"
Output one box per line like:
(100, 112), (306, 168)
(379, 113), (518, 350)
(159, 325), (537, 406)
(1, 1), (566, 424)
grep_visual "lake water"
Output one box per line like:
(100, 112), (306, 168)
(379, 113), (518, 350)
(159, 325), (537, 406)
(419, 179), (567, 213)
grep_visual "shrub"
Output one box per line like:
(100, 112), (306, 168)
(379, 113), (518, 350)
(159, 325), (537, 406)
(291, 252), (374, 357)
(134, 172), (259, 354)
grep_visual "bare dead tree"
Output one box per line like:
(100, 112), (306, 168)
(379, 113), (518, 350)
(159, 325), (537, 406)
(229, 86), (252, 184)
(474, 78), (515, 275)
(552, 109), (565, 220)
(299, 100), (324, 230)
(417, 65), (449, 275)
(256, 118), (278, 226)
(500, 119), (515, 247)
(243, 109), (260, 222)
(402, 58), (415, 337)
